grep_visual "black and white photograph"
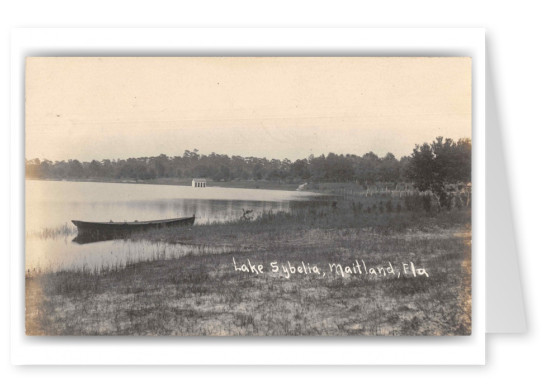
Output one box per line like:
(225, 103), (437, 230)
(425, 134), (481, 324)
(24, 56), (472, 336)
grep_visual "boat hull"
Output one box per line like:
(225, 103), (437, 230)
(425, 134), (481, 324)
(71, 216), (195, 243)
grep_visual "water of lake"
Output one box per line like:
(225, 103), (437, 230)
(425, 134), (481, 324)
(25, 180), (322, 272)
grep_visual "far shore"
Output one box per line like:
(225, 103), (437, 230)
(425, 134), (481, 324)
(25, 177), (308, 192)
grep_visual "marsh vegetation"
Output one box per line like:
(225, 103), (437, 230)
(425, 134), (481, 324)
(26, 193), (471, 336)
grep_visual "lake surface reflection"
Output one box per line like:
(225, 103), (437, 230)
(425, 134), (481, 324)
(25, 180), (322, 272)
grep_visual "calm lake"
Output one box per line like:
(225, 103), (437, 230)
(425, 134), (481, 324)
(25, 180), (322, 272)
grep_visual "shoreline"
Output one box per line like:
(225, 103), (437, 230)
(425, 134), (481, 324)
(25, 177), (310, 192)
(25, 187), (472, 336)
(26, 211), (472, 336)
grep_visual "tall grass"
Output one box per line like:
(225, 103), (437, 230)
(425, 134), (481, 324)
(26, 196), (472, 336)
(131, 196), (470, 248)
(26, 223), (78, 239)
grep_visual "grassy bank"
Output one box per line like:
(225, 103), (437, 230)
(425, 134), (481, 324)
(26, 199), (472, 336)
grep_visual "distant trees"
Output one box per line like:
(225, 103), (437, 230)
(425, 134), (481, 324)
(407, 137), (471, 208)
(289, 159), (309, 180)
(25, 137), (471, 189)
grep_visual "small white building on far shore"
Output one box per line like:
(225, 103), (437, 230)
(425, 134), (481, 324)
(192, 178), (207, 188)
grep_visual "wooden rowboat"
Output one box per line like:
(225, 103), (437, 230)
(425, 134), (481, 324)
(71, 215), (195, 242)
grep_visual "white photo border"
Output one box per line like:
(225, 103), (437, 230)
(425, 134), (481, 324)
(10, 27), (485, 365)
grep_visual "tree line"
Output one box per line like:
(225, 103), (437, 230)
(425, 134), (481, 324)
(25, 137), (471, 188)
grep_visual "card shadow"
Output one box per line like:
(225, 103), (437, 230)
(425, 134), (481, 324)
(486, 37), (527, 333)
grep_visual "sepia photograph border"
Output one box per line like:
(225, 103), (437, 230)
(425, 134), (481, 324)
(10, 27), (486, 365)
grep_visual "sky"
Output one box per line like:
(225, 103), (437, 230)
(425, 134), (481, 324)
(26, 57), (471, 162)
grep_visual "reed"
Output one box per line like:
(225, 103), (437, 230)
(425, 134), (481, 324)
(26, 198), (472, 336)
(26, 223), (78, 240)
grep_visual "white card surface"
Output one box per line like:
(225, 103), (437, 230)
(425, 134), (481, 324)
(11, 27), (491, 365)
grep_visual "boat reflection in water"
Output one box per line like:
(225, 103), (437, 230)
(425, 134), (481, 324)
(71, 215), (195, 244)
(26, 180), (324, 271)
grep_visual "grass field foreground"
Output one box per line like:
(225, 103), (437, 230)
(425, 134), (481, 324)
(26, 197), (472, 336)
